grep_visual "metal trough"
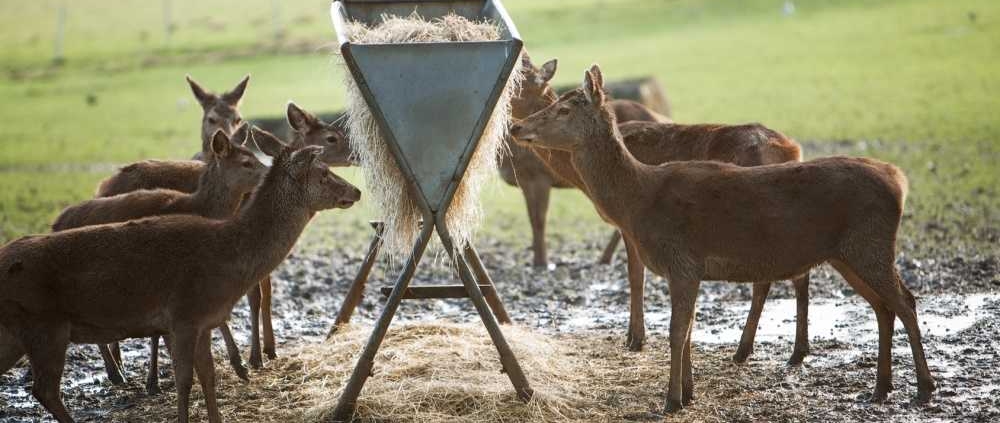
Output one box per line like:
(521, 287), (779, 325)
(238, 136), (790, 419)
(328, 1), (530, 420)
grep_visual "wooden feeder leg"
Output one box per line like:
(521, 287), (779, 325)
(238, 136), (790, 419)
(328, 224), (385, 338)
(462, 244), (512, 324)
(330, 223), (433, 422)
(438, 219), (534, 402)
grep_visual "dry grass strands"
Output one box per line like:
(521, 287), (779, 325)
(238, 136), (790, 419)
(340, 12), (523, 259)
(107, 324), (915, 422)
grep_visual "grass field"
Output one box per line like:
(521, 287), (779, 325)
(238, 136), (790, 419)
(0, 0), (997, 256)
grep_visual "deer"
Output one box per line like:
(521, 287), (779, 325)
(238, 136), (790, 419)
(512, 57), (810, 363)
(0, 144), (361, 423)
(94, 101), (352, 373)
(51, 124), (276, 395)
(189, 74), (250, 161)
(510, 64), (935, 412)
(498, 53), (670, 268)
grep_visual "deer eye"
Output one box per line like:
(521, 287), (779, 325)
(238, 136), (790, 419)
(325, 136), (338, 144)
(242, 161), (253, 169)
(233, 117), (243, 125)
(207, 117), (218, 125)
(557, 107), (571, 116)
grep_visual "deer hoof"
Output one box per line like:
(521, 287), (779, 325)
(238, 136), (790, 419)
(264, 348), (277, 360)
(624, 332), (645, 352)
(249, 353), (263, 369)
(145, 380), (161, 396)
(664, 398), (684, 414)
(232, 360), (251, 382)
(917, 379), (936, 404)
(732, 347), (752, 364)
(787, 348), (808, 366)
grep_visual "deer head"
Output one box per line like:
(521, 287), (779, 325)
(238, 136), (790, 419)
(187, 74), (250, 157)
(511, 53), (559, 118)
(510, 64), (614, 152)
(286, 102), (353, 166)
(205, 123), (268, 195)
(252, 128), (361, 211)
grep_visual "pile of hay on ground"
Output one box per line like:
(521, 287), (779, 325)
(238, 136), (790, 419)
(107, 322), (896, 422)
(340, 12), (523, 260)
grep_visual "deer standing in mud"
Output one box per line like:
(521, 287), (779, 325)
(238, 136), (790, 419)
(0, 144), (361, 423)
(95, 99), (352, 375)
(52, 124), (277, 394)
(510, 64), (934, 412)
(514, 57), (810, 362)
(499, 54), (670, 268)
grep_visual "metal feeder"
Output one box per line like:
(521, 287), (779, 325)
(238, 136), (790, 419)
(328, 0), (530, 420)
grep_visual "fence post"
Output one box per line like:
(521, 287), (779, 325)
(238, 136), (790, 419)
(52, 1), (67, 65)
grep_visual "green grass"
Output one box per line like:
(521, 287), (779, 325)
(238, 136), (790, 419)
(0, 0), (996, 256)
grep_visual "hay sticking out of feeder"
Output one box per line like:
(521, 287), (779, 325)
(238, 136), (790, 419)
(340, 13), (522, 259)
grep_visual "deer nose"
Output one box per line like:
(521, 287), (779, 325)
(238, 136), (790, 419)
(510, 123), (523, 136)
(351, 187), (361, 201)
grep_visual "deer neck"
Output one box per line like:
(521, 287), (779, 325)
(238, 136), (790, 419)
(572, 113), (646, 229)
(228, 173), (313, 289)
(189, 165), (244, 219)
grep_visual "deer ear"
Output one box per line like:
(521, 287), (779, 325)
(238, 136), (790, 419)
(232, 122), (250, 146)
(540, 59), (558, 82)
(221, 74), (250, 106)
(588, 64), (604, 90)
(251, 126), (286, 158)
(583, 67), (605, 107)
(210, 130), (232, 157)
(286, 101), (317, 132)
(289, 145), (323, 173)
(186, 75), (215, 108)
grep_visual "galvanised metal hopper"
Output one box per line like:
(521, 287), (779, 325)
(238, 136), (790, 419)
(328, 1), (530, 420)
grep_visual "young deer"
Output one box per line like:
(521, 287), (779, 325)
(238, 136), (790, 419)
(52, 124), (275, 394)
(0, 145), (361, 423)
(94, 74), (250, 197)
(511, 65), (934, 411)
(513, 58), (809, 361)
(498, 54), (669, 267)
(94, 102), (352, 371)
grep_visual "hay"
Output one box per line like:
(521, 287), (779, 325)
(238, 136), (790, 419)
(340, 13), (522, 259)
(106, 323), (862, 422)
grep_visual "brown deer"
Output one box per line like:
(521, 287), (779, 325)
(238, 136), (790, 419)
(94, 102), (352, 372)
(513, 57), (810, 363)
(51, 124), (276, 395)
(189, 74), (250, 161)
(0, 144), (361, 423)
(499, 54), (669, 267)
(511, 64), (934, 411)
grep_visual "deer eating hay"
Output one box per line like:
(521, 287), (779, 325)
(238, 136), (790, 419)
(340, 12), (523, 258)
(510, 64), (934, 412)
(0, 144), (361, 423)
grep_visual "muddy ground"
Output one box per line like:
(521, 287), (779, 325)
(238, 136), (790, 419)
(1, 234), (998, 421)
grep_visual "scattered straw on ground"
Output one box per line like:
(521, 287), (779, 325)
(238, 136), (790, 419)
(107, 322), (938, 422)
(339, 12), (523, 260)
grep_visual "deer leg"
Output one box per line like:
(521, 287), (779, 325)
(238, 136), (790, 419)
(0, 328), (25, 376)
(521, 180), (551, 268)
(111, 342), (122, 369)
(193, 331), (222, 423)
(623, 237), (646, 351)
(682, 328), (695, 405)
(597, 229), (622, 265)
(789, 273), (811, 366)
(261, 276), (276, 359)
(217, 324), (249, 381)
(97, 343), (126, 385)
(247, 283), (263, 369)
(26, 322), (74, 423)
(664, 276), (700, 413)
(145, 336), (162, 395)
(170, 328), (198, 423)
(833, 257), (935, 403)
(872, 304), (895, 402)
(734, 282), (770, 363)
